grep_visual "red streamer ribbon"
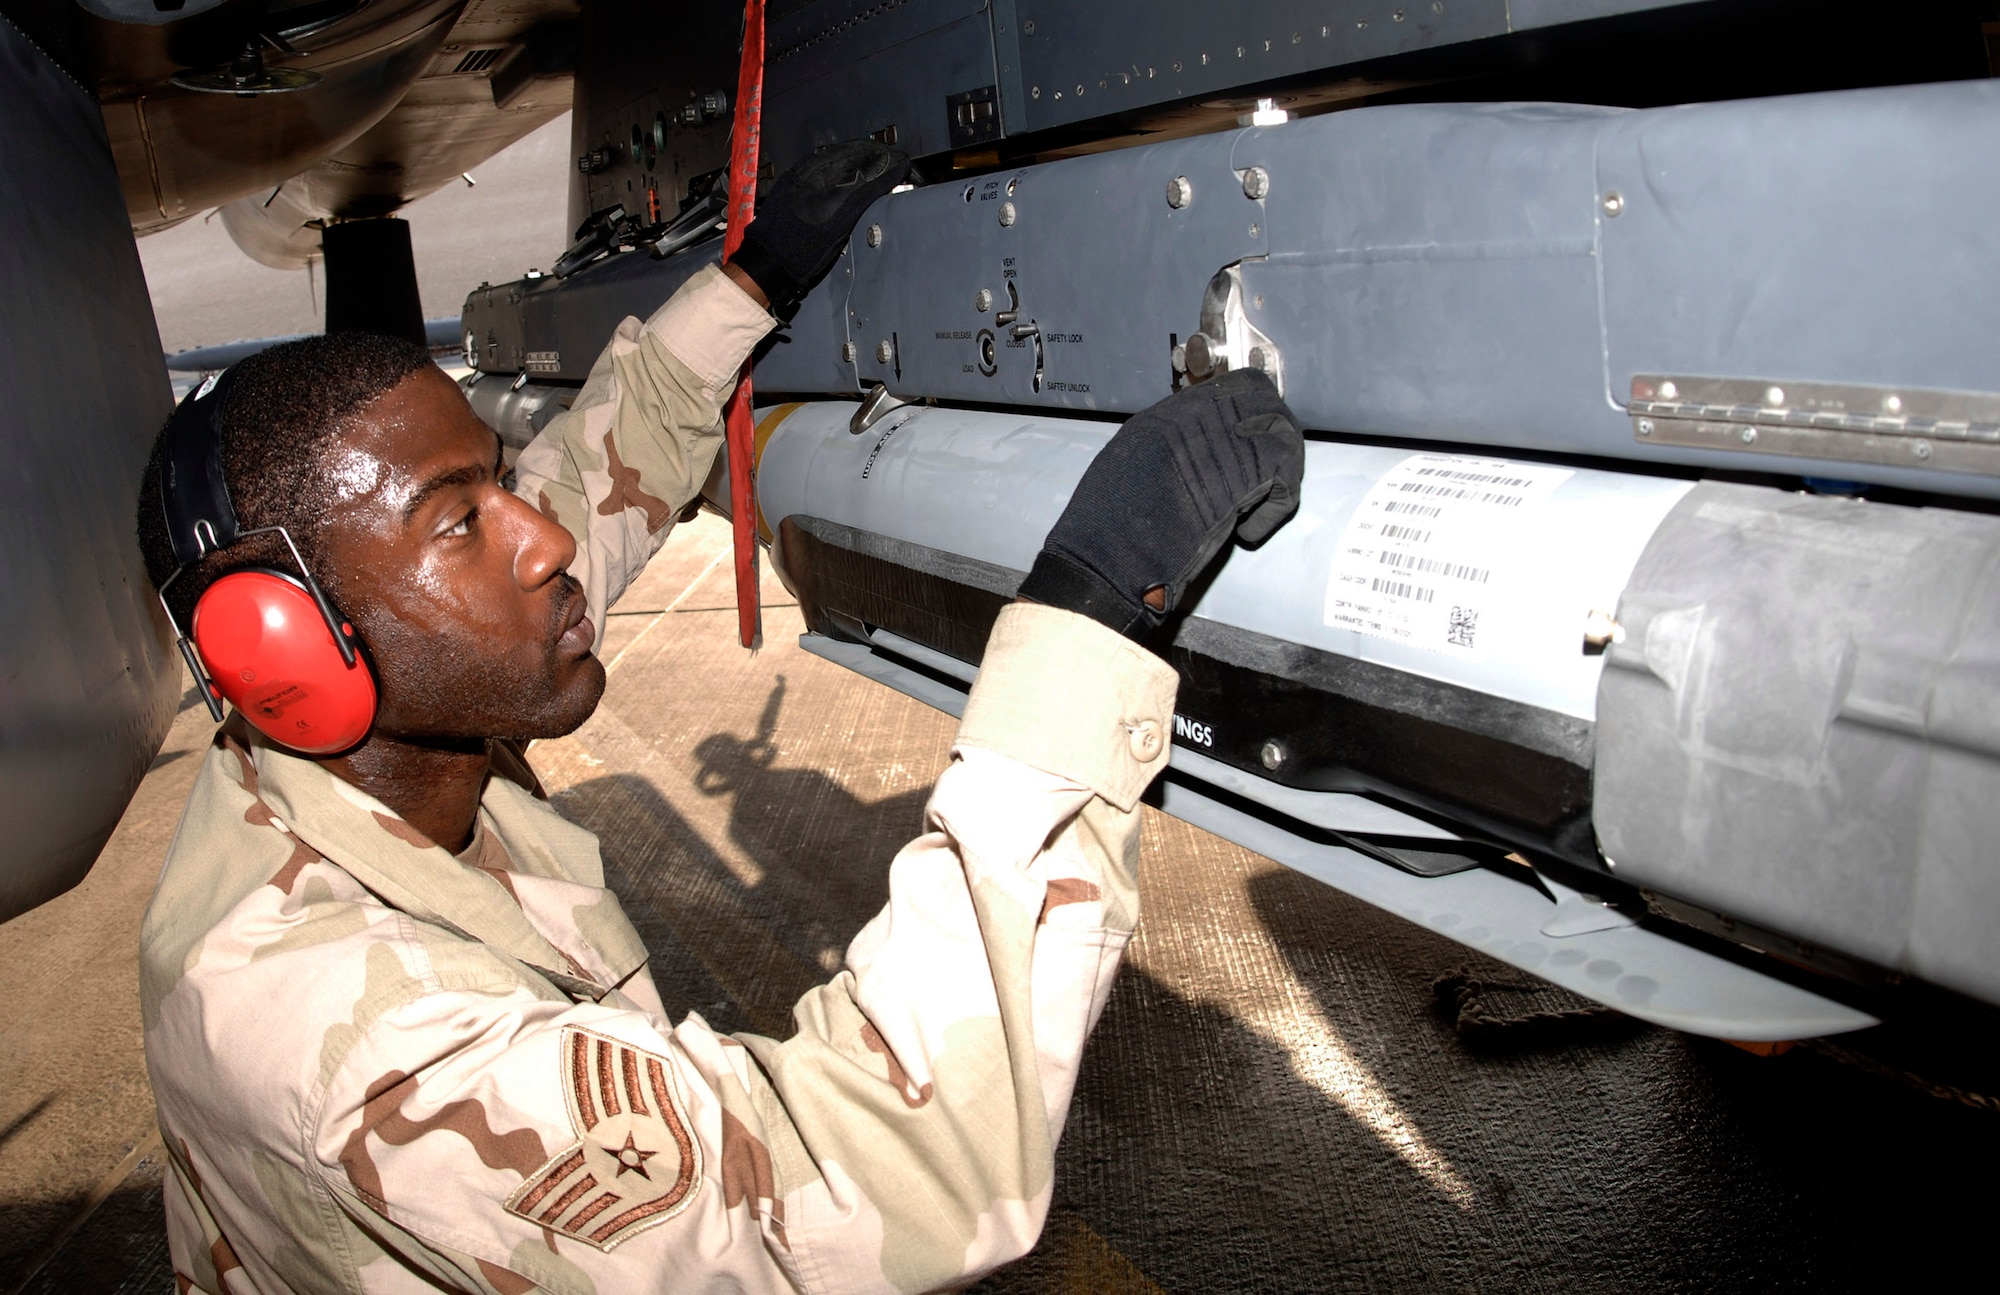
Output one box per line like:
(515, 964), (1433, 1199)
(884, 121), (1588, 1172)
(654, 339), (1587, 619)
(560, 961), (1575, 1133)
(722, 0), (765, 649)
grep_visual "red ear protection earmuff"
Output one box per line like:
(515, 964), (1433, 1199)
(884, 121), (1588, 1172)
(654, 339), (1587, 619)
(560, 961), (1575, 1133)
(191, 569), (378, 755)
(155, 370), (379, 755)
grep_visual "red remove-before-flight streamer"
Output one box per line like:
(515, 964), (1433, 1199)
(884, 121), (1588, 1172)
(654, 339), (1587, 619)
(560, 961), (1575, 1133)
(721, 0), (765, 649)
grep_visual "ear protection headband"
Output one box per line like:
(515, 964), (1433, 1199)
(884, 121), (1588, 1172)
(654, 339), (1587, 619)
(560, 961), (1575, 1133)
(155, 370), (378, 754)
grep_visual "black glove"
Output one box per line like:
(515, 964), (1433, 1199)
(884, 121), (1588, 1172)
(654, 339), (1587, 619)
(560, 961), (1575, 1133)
(730, 140), (911, 320)
(1018, 368), (1305, 638)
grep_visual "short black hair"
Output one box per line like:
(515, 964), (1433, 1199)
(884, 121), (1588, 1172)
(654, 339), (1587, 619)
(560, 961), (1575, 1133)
(137, 332), (435, 624)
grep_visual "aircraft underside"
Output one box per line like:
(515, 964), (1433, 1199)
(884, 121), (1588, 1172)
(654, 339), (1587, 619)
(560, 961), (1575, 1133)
(464, 0), (2000, 1040)
(5, 0), (2000, 1044)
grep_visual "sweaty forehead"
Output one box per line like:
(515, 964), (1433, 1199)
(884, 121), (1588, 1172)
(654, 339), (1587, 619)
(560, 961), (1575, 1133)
(316, 366), (497, 518)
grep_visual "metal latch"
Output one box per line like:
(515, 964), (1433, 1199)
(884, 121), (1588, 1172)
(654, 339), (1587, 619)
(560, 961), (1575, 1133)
(1173, 263), (1283, 395)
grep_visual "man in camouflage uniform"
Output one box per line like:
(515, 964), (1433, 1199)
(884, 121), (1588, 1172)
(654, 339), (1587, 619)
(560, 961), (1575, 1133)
(136, 141), (1304, 1293)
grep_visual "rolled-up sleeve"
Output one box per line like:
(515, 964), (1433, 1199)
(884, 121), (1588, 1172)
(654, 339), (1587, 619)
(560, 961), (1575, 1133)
(742, 603), (1179, 1292)
(509, 263), (775, 622)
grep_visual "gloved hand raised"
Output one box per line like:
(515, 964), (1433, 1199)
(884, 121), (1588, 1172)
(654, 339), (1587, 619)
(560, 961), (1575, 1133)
(729, 139), (911, 320)
(1018, 368), (1305, 639)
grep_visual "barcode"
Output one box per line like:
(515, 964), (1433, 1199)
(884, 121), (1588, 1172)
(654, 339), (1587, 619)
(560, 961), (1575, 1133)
(1383, 500), (1444, 519)
(1449, 605), (1479, 649)
(1371, 577), (1436, 603)
(1379, 550), (1490, 583)
(1413, 466), (1538, 489)
(1380, 523), (1431, 543)
(1394, 481), (1527, 506)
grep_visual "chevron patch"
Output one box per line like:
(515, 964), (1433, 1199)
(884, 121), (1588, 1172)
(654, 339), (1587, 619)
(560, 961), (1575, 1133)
(505, 1027), (702, 1251)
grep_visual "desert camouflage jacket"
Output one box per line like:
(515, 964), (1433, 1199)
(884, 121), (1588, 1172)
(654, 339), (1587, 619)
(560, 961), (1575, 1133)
(141, 265), (1180, 1294)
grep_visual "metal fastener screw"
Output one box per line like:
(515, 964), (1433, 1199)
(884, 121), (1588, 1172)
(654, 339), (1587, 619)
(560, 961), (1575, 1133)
(875, 339), (894, 363)
(1601, 191), (1624, 217)
(998, 201), (1017, 226)
(1260, 740), (1287, 770)
(1740, 427), (1758, 444)
(840, 341), (856, 363)
(976, 288), (992, 312)
(1658, 380), (1678, 400)
(1357, 19), (1368, 29)
(1883, 393), (1905, 414)
(1166, 175), (1193, 208)
(1248, 222), (1261, 237)
(866, 223), (882, 247)
(1393, 8), (1405, 20)
(1253, 294), (1265, 308)
(1241, 165), (1270, 199)
(1636, 418), (1655, 436)
(1914, 440), (1933, 460)
(1031, 85), (1040, 98)
(1764, 385), (1786, 407)
(1022, 19), (1034, 33)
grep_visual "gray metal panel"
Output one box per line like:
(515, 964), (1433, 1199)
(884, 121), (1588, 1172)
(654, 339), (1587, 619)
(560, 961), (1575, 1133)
(1243, 102), (1616, 446)
(767, 249), (860, 396)
(1507, 0), (1683, 27)
(1012, 0), (1513, 133)
(488, 80), (2000, 497)
(765, 0), (996, 164)
(464, 277), (535, 375)
(845, 128), (1264, 412)
(1594, 482), (2000, 1001)
(499, 238), (861, 392)
(522, 247), (716, 382)
(1595, 80), (2000, 422)
(768, 0), (989, 88)
(801, 631), (1876, 1041)
(0, 18), (179, 920)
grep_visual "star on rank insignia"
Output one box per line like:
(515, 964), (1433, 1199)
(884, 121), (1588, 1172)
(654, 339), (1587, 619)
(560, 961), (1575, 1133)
(504, 1026), (702, 1250)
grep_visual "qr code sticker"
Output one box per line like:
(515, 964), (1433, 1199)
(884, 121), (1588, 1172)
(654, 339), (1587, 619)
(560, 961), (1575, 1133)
(1447, 605), (1478, 649)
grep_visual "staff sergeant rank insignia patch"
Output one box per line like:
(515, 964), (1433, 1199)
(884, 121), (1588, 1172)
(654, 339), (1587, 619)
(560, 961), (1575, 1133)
(505, 1026), (702, 1250)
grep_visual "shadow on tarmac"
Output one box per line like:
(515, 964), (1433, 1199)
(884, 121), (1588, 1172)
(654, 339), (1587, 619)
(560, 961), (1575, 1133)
(21, 673), (2000, 1292)
(557, 675), (2000, 1293)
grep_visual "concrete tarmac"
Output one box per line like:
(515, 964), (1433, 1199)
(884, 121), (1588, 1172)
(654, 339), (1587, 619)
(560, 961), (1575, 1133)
(7, 512), (2000, 1293)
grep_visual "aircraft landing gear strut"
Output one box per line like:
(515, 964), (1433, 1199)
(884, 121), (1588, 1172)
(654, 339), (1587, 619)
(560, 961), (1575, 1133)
(322, 218), (425, 347)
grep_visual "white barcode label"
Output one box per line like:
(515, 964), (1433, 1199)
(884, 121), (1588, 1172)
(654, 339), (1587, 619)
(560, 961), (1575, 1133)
(1324, 453), (1573, 657)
